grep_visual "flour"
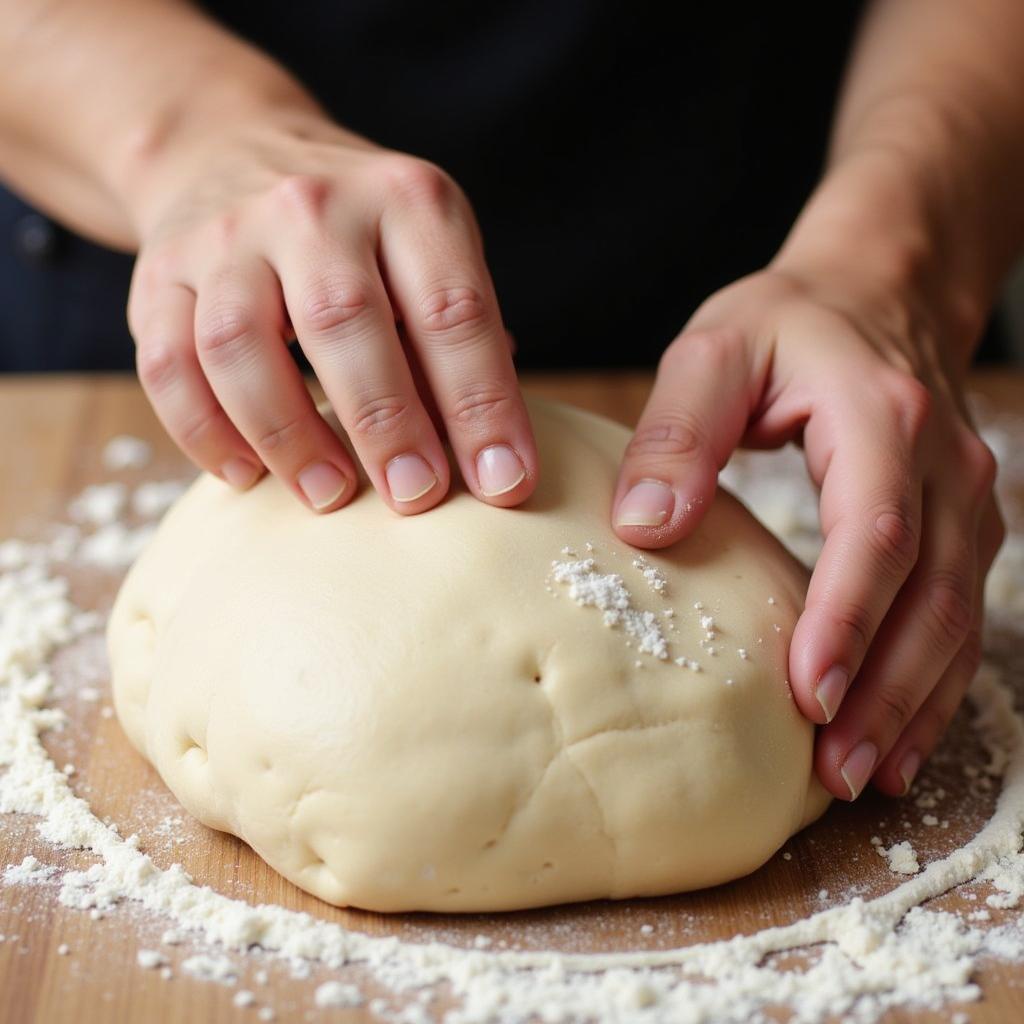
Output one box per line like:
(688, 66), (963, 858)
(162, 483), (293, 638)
(550, 557), (669, 659)
(182, 953), (237, 984)
(137, 949), (167, 969)
(131, 480), (188, 519)
(77, 522), (156, 570)
(102, 436), (152, 472)
(315, 980), (365, 1007)
(877, 841), (920, 876)
(632, 557), (668, 595)
(2, 854), (56, 885)
(3, 425), (1024, 1022)
(68, 484), (127, 526)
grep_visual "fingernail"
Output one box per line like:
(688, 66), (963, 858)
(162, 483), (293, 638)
(898, 749), (922, 796)
(476, 444), (526, 496)
(297, 462), (348, 510)
(840, 740), (878, 800)
(815, 666), (849, 723)
(616, 480), (675, 528)
(221, 457), (262, 490)
(386, 453), (438, 503)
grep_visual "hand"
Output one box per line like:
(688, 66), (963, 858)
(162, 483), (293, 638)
(126, 113), (537, 514)
(613, 266), (1004, 801)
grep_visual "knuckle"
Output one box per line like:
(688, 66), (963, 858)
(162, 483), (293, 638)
(866, 502), (920, 580)
(270, 174), (331, 218)
(827, 600), (874, 655)
(918, 701), (956, 746)
(924, 570), (974, 646)
(990, 506), (1008, 555)
(962, 434), (998, 498)
(348, 394), (412, 439)
(299, 279), (372, 336)
(135, 244), (180, 287)
(875, 682), (916, 733)
(888, 375), (932, 436)
(126, 297), (146, 341)
(660, 328), (742, 375)
(379, 155), (455, 207)
(178, 407), (224, 451)
(417, 286), (488, 336)
(195, 306), (258, 361)
(255, 415), (305, 454)
(135, 341), (180, 393)
(209, 212), (240, 248)
(448, 385), (515, 429)
(626, 414), (708, 465)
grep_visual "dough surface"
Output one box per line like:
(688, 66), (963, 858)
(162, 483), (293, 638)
(109, 397), (830, 913)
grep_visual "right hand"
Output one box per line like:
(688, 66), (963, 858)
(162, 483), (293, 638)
(126, 114), (537, 514)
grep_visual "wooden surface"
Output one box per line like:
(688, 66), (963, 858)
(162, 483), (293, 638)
(1, 371), (1022, 1024)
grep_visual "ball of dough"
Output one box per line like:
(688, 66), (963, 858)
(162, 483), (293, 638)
(109, 396), (829, 913)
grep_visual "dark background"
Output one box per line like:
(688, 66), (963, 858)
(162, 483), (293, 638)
(1, 1), (1018, 373)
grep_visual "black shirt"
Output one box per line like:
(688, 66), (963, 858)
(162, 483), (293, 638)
(1, 2), (867, 372)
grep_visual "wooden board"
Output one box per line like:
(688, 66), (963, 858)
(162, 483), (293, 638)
(1, 371), (1023, 1024)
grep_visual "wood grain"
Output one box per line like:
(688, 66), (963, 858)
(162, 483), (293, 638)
(1, 371), (1022, 1024)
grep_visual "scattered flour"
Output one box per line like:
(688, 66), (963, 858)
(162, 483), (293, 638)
(102, 436), (152, 472)
(632, 556), (668, 595)
(68, 483), (127, 527)
(77, 522), (156, 570)
(877, 841), (921, 876)
(3, 415), (1024, 1023)
(2, 854), (56, 885)
(130, 480), (187, 519)
(137, 949), (167, 969)
(315, 980), (365, 1008)
(550, 557), (669, 659)
(182, 953), (237, 984)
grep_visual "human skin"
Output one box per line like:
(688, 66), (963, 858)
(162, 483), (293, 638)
(1, 0), (1022, 802)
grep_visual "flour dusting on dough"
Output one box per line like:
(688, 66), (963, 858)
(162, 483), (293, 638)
(550, 557), (669, 659)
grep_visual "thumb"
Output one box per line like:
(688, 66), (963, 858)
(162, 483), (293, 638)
(613, 328), (755, 549)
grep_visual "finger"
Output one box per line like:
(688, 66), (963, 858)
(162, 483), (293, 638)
(397, 322), (445, 437)
(612, 328), (756, 549)
(789, 384), (929, 727)
(193, 258), (358, 512)
(870, 606), (982, 798)
(381, 179), (537, 507)
(130, 280), (263, 489)
(814, 462), (986, 801)
(270, 232), (451, 514)
(873, 492), (1003, 796)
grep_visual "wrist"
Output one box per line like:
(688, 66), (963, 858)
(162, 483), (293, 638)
(106, 70), (341, 242)
(773, 149), (989, 364)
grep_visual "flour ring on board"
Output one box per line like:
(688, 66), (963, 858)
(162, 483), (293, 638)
(107, 396), (830, 913)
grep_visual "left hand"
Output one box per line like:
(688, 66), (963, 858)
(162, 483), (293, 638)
(612, 265), (1004, 801)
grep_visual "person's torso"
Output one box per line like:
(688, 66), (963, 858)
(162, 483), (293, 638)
(1, 1), (865, 371)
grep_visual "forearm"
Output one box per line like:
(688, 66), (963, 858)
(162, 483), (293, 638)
(775, 0), (1024, 363)
(0, 0), (323, 250)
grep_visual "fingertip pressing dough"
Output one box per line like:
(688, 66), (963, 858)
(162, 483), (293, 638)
(108, 396), (830, 913)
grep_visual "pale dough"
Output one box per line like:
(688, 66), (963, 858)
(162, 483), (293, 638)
(108, 396), (830, 913)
